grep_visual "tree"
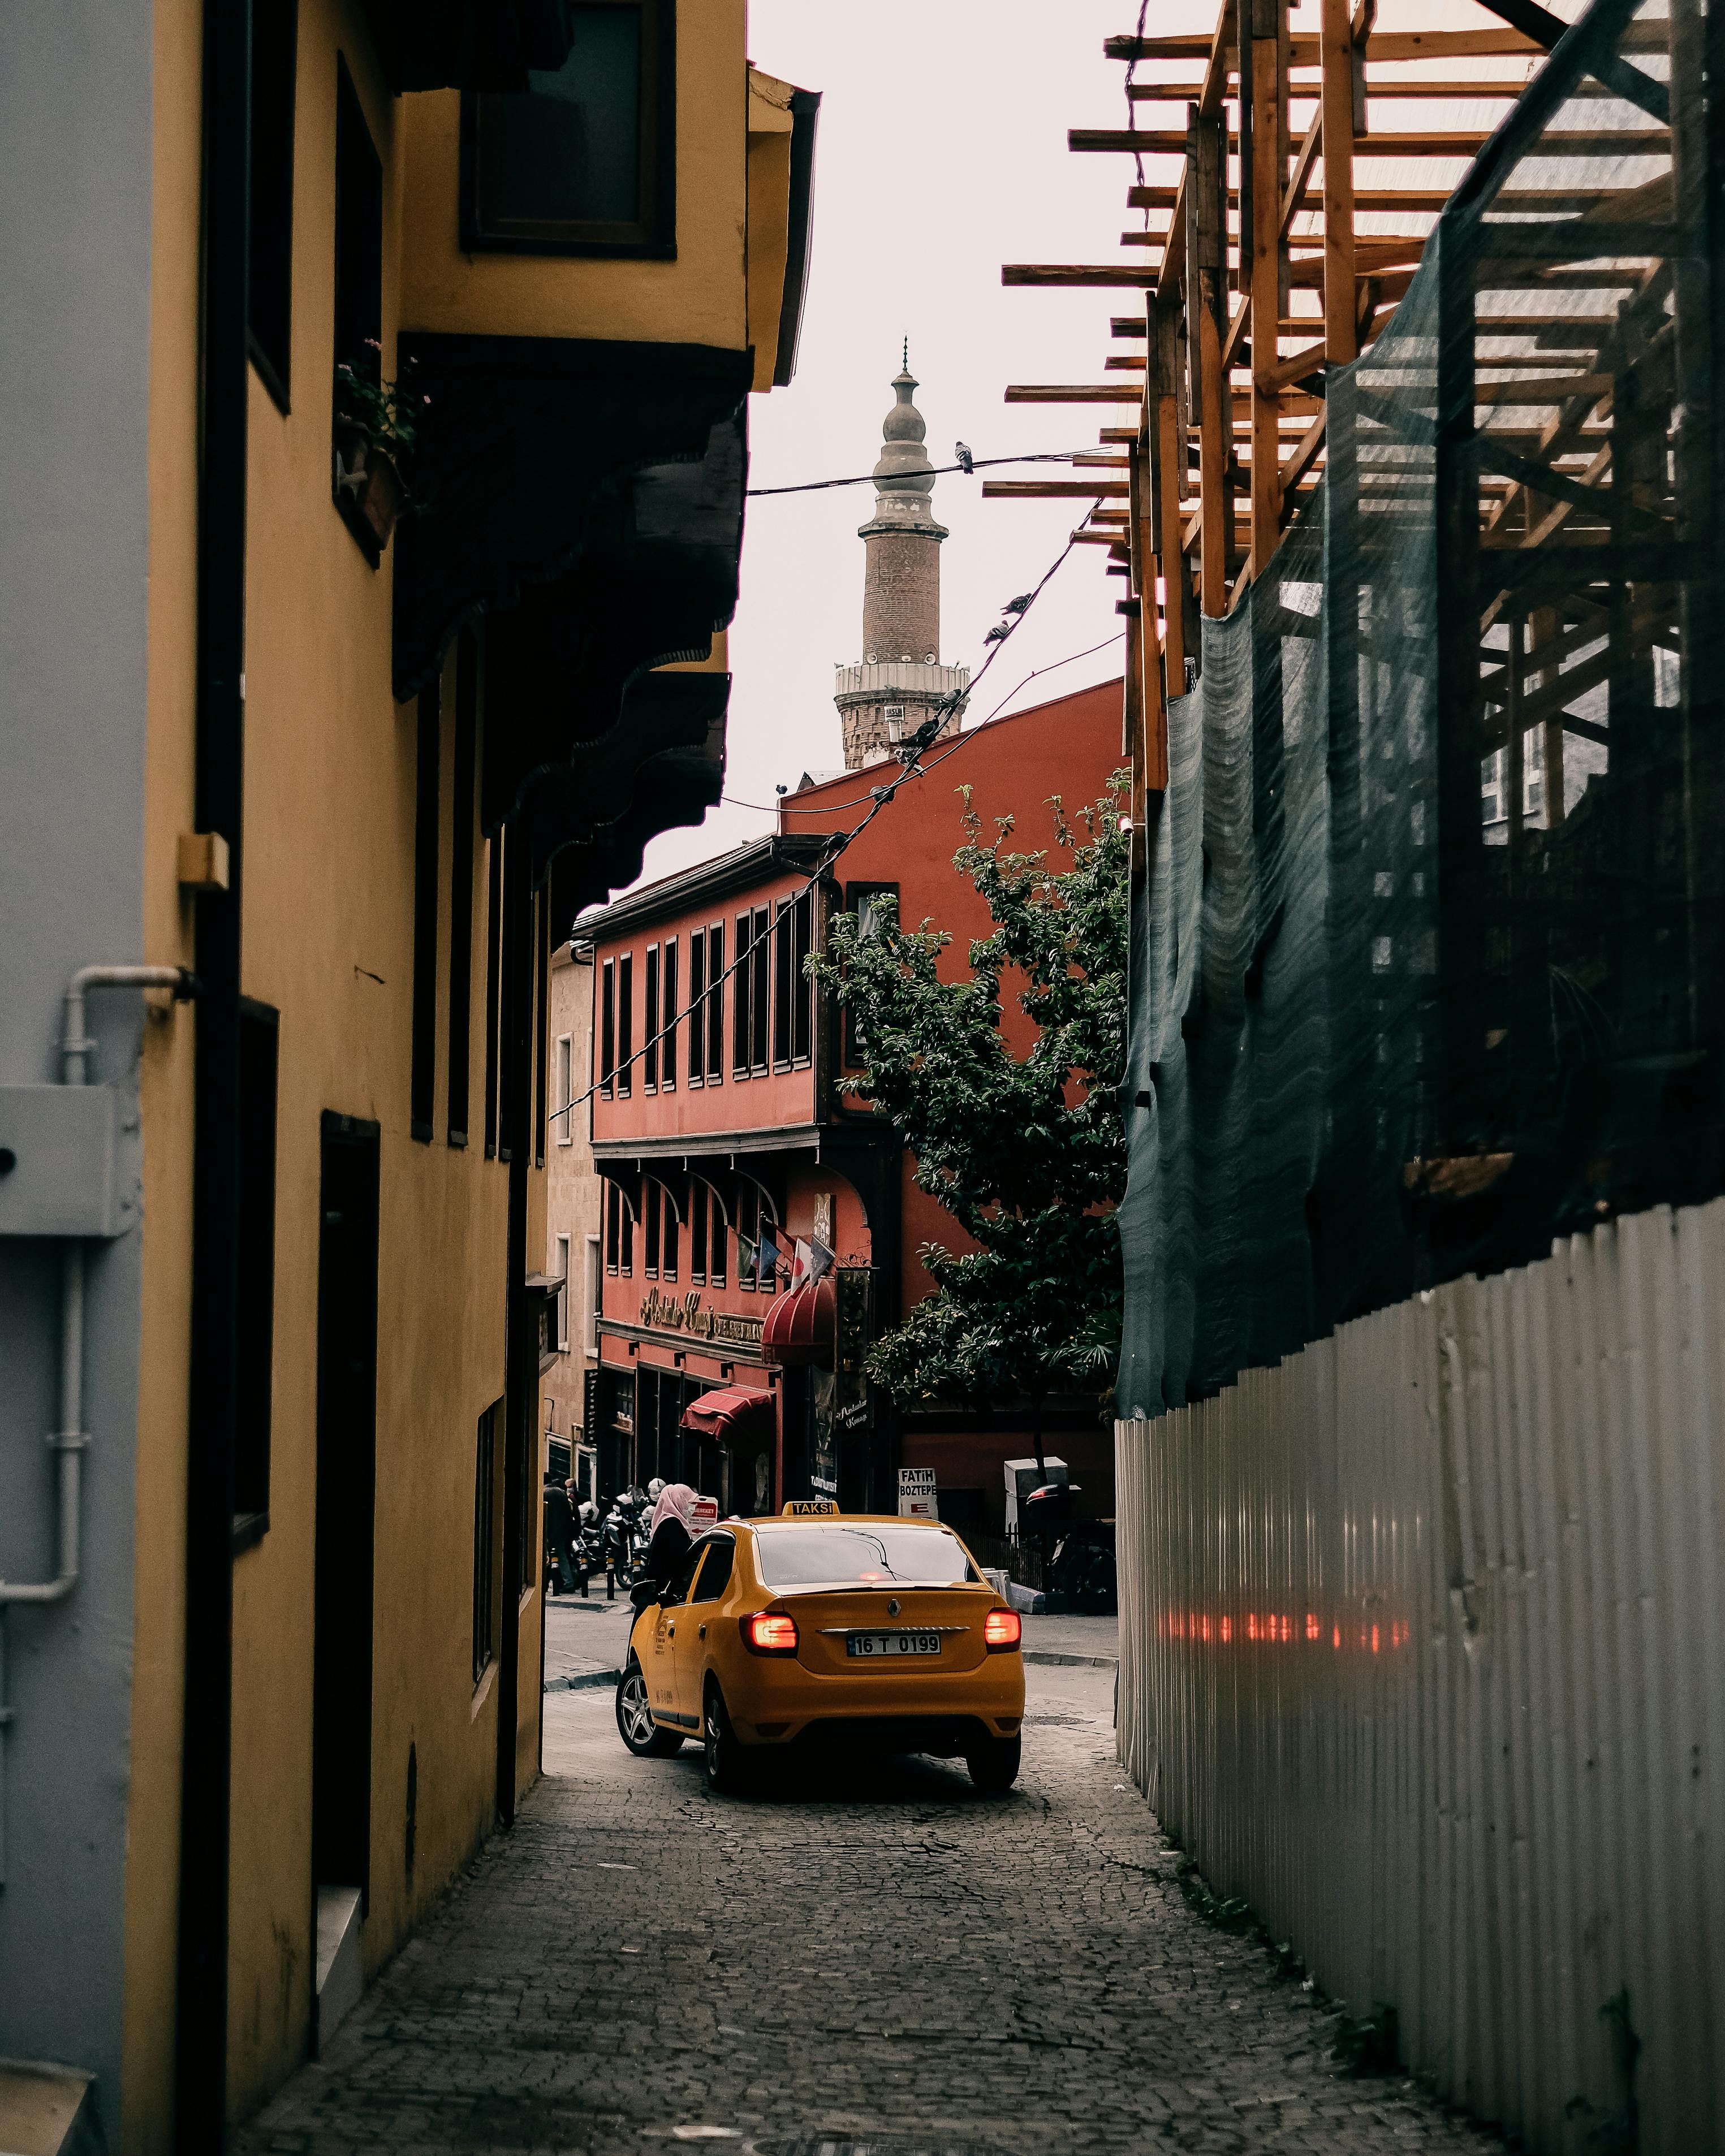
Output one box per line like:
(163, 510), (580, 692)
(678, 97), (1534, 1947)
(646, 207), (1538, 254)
(809, 775), (1130, 1475)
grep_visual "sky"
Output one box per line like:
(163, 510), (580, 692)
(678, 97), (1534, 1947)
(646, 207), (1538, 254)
(624, 0), (1181, 889)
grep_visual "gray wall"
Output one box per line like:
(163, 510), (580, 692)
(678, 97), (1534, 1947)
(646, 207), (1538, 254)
(1, 0), (157, 2135)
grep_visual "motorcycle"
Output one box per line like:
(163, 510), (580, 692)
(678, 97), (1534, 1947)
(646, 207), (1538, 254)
(574, 1502), (605, 1584)
(1021, 1479), (1118, 1615)
(601, 1497), (638, 1586)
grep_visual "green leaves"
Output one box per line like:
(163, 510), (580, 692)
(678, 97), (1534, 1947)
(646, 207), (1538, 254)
(808, 774), (1131, 1415)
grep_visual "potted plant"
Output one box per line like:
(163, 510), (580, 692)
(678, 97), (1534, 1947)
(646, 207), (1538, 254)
(333, 342), (426, 552)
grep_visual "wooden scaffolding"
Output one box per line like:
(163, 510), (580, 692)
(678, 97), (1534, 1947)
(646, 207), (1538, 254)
(990, 0), (1688, 834)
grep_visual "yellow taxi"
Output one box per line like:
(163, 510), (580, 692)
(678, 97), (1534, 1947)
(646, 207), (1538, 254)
(613, 1503), (1025, 1794)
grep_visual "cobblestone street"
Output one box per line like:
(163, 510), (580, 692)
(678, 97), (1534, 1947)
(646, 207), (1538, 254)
(239, 1664), (1498, 2156)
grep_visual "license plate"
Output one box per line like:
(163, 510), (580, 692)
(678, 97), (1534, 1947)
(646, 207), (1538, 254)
(845, 1631), (942, 1658)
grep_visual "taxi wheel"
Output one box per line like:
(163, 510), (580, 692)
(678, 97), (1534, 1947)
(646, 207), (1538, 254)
(966, 1735), (1022, 1794)
(702, 1683), (748, 1794)
(615, 1657), (683, 1758)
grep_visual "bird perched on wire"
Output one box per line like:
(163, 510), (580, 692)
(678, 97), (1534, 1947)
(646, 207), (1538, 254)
(954, 442), (974, 474)
(1003, 594), (1033, 614)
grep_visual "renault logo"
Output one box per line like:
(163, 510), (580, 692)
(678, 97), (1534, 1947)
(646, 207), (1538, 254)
(887, 1598), (900, 1617)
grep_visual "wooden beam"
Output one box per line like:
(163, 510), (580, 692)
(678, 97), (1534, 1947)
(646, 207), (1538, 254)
(1134, 75), (1550, 100)
(1004, 385), (1147, 403)
(1321, 0), (1357, 362)
(1189, 107), (1230, 617)
(1249, 0), (1284, 573)
(1265, 339), (1328, 388)
(1072, 127), (1496, 153)
(1151, 297), (1188, 689)
(1278, 407), (1327, 499)
(980, 480), (1132, 498)
(1280, 103), (1325, 239)
(1002, 265), (1161, 287)
(1106, 27), (1542, 62)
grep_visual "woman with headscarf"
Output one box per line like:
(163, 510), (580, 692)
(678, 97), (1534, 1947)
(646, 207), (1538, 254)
(642, 1481), (701, 1592)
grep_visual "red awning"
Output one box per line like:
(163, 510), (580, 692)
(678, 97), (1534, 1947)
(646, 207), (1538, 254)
(761, 1276), (836, 1368)
(679, 1385), (775, 1444)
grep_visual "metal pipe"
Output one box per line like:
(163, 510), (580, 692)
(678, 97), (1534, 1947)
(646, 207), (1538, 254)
(0, 965), (196, 1889)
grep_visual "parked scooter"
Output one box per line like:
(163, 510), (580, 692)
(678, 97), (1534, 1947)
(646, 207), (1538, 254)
(1021, 1479), (1118, 1615)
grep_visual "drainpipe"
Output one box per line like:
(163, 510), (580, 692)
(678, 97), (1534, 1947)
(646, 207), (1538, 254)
(0, 966), (196, 1883)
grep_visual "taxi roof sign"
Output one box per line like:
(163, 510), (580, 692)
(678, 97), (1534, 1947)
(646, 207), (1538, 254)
(782, 1498), (840, 1517)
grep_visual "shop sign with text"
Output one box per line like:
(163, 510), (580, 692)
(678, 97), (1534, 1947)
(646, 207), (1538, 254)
(638, 1286), (765, 1349)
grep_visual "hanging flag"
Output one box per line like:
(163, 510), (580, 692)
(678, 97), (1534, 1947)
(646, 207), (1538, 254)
(792, 1237), (814, 1287)
(738, 1233), (757, 1282)
(807, 1238), (835, 1281)
(757, 1226), (780, 1281)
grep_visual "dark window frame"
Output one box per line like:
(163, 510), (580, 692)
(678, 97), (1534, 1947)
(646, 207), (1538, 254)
(643, 943), (660, 1092)
(705, 922), (724, 1085)
(410, 684), (441, 1143)
(472, 1400), (499, 1686)
(483, 831), (504, 1154)
(248, 0), (299, 412)
(644, 1177), (661, 1277)
(617, 951), (633, 1098)
(533, 887), (550, 1169)
(686, 928), (705, 1087)
(458, 0), (676, 261)
(661, 1178), (679, 1284)
(661, 936), (678, 1091)
(600, 958), (615, 1100)
(331, 56), (385, 564)
(689, 1180), (708, 1285)
(446, 631), (478, 1147)
(232, 998), (281, 1549)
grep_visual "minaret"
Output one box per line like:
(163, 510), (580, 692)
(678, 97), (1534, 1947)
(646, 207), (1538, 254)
(833, 351), (970, 770)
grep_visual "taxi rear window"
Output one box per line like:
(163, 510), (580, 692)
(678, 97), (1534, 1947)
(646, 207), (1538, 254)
(753, 1524), (977, 1589)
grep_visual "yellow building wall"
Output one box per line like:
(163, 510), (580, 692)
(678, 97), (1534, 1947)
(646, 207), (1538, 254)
(745, 70), (796, 394)
(398, 1), (749, 349)
(124, 0), (795, 2136)
(122, 0), (205, 2142)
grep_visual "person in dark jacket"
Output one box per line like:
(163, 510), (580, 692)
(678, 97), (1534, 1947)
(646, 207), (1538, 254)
(543, 1471), (577, 1596)
(630, 1482), (700, 1609)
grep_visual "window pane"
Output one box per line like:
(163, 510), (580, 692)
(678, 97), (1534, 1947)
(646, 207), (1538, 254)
(753, 1524), (976, 1590)
(662, 938), (678, 1088)
(706, 925), (724, 1081)
(687, 930), (705, 1086)
(644, 945), (659, 1089)
(688, 1535), (735, 1604)
(492, 7), (641, 226)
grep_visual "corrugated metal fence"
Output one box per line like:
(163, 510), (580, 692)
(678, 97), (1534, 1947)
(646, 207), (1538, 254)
(1115, 1199), (1725, 2154)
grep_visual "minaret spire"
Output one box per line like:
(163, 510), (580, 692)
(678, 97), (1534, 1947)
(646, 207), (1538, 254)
(831, 353), (970, 771)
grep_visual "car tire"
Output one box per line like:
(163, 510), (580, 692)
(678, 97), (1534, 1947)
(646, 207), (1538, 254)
(615, 1656), (683, 1758)
(966, 1735), (1022, 1794)
(702, 1683), (748, 1794)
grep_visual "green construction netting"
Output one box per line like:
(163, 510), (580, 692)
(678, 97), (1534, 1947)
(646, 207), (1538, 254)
(1118, 0), (1724, 1416)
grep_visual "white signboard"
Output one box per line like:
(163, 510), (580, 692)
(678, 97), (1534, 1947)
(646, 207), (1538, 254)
(689, 1494), (720, 1531)
(898, 1468), (939, 1520)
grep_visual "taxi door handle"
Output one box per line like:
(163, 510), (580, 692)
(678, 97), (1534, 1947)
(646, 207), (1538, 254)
(697, 1623), (707, 1639)
(667, 1623), (675, 1637)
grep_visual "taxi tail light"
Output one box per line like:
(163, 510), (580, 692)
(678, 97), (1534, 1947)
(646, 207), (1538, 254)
(984, 1608), (1023, 1652)
(742, 1610), (799, 1656)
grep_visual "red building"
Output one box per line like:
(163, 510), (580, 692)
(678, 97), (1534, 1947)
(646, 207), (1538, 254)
(578, 672), (1124, 1540)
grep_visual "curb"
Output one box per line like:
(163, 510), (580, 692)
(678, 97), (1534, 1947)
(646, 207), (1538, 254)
(544, 1667), (622, 1694)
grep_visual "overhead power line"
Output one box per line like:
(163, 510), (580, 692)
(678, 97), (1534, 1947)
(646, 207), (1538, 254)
(745, 448), (1099, 498)
(546, 529), (1084, 1129)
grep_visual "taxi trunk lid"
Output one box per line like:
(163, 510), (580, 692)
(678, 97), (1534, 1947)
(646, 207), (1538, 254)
(775, 1587), (994, 1675)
